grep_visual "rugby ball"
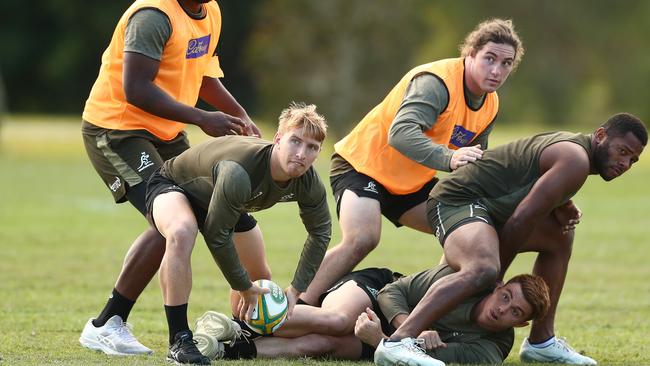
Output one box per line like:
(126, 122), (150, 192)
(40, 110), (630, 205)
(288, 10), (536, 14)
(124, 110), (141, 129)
(246, 279), (288, 335)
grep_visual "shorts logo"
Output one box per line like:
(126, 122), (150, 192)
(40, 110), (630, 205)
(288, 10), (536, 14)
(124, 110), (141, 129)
(449, 125), (477, 148)
(137, 152), (155, 172)
(109, 176), (121, 192)
(363, 181), (379, 194)
(472, 202), (487, 211)
(186, 35), (211, 59)
(250, 191), (264, 200)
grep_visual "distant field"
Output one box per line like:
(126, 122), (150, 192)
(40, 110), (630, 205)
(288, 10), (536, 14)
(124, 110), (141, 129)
(1, 118), (648, 365)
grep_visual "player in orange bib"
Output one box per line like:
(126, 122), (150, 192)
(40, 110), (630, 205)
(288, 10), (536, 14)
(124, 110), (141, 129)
(302, 18), (522, 306)
(299, 18), (600, 363)
(79, 1), (268, 362)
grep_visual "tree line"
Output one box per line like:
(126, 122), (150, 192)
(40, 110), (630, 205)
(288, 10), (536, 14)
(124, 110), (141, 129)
(1, 0), (649, 137)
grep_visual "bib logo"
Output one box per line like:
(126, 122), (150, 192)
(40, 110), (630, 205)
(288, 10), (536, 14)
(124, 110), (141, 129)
(186, 35), (211, 59)
(449, 125), (477, 148)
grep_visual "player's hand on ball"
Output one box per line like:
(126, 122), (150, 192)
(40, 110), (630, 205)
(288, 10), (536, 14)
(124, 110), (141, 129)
(237, 282), (269, 323)
(284, 285), (301, 320)
(450, 144), (483, 170)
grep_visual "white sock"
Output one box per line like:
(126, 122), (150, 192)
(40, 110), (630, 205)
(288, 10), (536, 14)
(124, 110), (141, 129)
(530, 336), (556, 348)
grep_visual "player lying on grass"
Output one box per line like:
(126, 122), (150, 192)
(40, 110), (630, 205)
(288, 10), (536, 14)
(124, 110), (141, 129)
(196, 265), (549, 365)
(384, 113), (647, 366)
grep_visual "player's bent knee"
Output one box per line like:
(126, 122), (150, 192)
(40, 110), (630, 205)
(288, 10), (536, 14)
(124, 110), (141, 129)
(348, 235), (380, 258)
(467, 264), (500, 289)
(324, 312), (352, 335)
(165, 224), (198, 253)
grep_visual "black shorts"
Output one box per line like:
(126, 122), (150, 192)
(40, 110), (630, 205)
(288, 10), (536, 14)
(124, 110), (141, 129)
(145, 168), (257, 233)
(330, 169), (438, 227)
(82, 120), (190, 214)
(319, 267), (402, 336)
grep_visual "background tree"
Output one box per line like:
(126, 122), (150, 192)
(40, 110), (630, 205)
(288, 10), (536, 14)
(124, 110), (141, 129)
(1, 0), (649, 138)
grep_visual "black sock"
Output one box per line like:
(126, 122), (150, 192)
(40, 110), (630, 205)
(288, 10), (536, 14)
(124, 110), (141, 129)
(224, 340), (257, 359)
(165, 303), (189, 345)
(92, 288), (136, 327)
(360, 342), (376, 361)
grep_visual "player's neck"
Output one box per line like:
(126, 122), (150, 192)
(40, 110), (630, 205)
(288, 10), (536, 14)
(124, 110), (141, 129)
(269, 147), (291, 186)
(470, 296), (490, 328)
(177, 0), (203, 16)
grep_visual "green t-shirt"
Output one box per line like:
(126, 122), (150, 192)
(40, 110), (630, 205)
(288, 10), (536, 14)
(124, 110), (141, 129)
(378, 265), (513, 364)
(161, 136), (331, 291)
(429, 132), (592, 225)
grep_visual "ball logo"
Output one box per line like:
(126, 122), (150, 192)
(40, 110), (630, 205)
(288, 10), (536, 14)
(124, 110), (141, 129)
(246, 280), (288, 335)
(269, 282), (285, 304)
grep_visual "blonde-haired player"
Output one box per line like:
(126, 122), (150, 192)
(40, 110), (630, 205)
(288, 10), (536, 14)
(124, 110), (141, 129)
(94, 103), (329, 365)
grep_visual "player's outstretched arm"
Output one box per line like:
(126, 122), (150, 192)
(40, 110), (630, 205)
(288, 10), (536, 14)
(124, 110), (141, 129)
(202, 162), (254, 291)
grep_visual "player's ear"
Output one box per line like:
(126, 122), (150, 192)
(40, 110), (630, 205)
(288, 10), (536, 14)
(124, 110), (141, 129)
(274, 132), (282, 144)
(594, 127), (607, 143)
(514, 321), (530, 328)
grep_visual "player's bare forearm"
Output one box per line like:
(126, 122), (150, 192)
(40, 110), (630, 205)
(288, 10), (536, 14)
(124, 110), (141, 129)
(199, 77), (248, 118)
(199, 77), (260, 136)
(123, 51), (204, 124)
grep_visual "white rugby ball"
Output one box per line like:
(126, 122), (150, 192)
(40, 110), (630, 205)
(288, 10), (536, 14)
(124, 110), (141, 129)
(246, 279), (288, 335)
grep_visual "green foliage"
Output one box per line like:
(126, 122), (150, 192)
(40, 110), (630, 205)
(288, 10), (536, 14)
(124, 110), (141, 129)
(1, 119), (650, 365)
(245, 0), (428, 135)
(245, 0), (650, 136)
(2, 1), (649, 137)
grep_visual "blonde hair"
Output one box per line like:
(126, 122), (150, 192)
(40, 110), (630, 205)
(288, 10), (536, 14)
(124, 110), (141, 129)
(277, 102), (328, 142)
(459, 18), (525, 69)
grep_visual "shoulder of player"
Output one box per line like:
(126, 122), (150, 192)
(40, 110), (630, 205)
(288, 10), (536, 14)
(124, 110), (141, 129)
(215, 160), (252, 189)
(539, 140), (590, 174)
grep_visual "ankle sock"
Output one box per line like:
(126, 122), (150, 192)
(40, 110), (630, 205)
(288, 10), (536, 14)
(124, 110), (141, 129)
(530, 336), (556, 348)
(92, 288), (135, 327)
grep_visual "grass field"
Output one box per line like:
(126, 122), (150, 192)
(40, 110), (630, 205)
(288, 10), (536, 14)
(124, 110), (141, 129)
(1, 117), (649, 365)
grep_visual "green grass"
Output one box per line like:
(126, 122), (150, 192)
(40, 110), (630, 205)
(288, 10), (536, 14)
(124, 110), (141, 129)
(1, 118), (649, 365)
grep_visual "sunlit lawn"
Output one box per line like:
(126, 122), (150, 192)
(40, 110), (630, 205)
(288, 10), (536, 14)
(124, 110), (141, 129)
(1, 117), (648, 365)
